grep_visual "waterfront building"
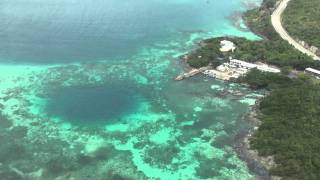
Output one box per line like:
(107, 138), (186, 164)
(305, 67), (320, 78)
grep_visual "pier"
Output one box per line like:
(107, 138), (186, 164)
(175, 67), (209, 80)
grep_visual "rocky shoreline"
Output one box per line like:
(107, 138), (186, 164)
(234, 96), (281, 180)
(179, 0), (320, 178)
(177, 52), (278, 179)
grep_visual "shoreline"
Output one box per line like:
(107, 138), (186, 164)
(176, 52), (277, 179)
(234, 96), (278, 180)
(177, 0), (282, 178)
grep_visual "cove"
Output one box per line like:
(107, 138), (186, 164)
(44, 84), (141, 125)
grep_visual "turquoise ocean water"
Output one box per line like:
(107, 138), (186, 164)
(0, 0), (262, 179)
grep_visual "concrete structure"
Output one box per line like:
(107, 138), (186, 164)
(230, 59), (257, 69)
(229, 60), (281, 73)
(203, 70), (229, 81)
(175, 67), (209, 80)
(305, 67), (320, 78)
(177, 59), (280, 81)
(220, 40), (236, 53)
(216, 64), (229, 72)
(202, 59), (281, 81)
(256, 63), (281, 73)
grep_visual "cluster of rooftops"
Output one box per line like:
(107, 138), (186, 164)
(219, 40), (320, 79)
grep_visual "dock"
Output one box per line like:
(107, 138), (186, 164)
(175, 67), (209, 81)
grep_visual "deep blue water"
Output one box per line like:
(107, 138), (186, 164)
(45, 84), (141, 124)
(0, 0), (263, 178)
(0, 0), (246, 63)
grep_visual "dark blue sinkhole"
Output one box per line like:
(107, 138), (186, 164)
(45, 84), (141, 125)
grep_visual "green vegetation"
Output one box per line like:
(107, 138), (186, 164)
(244, 0), (278, 39)
(186, 41), (222, 68)
(244, 0), (320, 178)
(238, 68), (294, 90)
(187, 0), (320, 70)
(240, 70), (320, 179)
(186, 0), (320, 178)
(283, 0), (320, 49)
(187, 37), (319, 70)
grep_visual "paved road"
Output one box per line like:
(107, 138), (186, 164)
(271, 0), (320, 60)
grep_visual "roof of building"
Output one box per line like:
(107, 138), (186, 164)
(257, 65), (281, 73)
(230, 59), (257, 69)
(305, 67), (320, 75)
(220, 40), (236, 52)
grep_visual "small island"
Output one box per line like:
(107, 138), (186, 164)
(180, 0), (320, 179)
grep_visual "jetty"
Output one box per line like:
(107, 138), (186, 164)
(175, 67), (209, 80)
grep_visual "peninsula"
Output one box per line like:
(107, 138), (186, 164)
(182, 0), (320, 178)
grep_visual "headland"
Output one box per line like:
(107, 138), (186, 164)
(180, 0), (320, 179)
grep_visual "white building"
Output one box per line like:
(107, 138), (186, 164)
(220, 40), (236, 53)
(305, 67), (320, 78)
(229, 59), (281, 73)
(257, 64), (281, 73)
(206, 59), (281, 81)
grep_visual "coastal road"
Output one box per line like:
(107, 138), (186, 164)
(271, 0), (320, 60)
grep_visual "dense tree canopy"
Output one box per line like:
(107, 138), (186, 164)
(187, 37), (318, 70)
(283, 0), (320, 49)
(241, 70), (320, 179)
